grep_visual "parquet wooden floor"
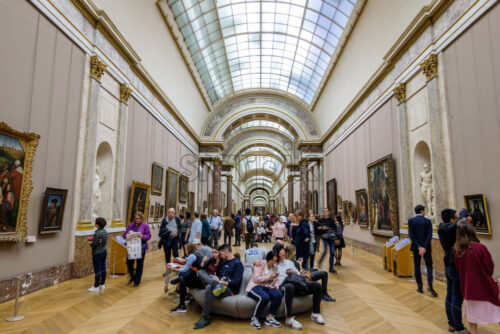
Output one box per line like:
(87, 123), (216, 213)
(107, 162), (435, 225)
(1, 245), (499, 334)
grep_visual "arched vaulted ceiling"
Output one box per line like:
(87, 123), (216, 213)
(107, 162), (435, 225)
(163, 0), (358, 105)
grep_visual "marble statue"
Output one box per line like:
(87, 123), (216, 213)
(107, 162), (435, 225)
(419, 163), (434, 217)
(92, 165), (106, 219)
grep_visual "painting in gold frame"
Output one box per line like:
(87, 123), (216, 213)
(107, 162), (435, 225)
(188, 191), (195, 214)
(151, 162), (164, 196)
(0, 122), (39, 242)
(350, 201), (357, 223)
(342, 201), (350, 223)
(179, 174), (188, 203)
(464, 194), (491, 235)
(127, 181), (150, 225)
(355, 189), (369, 228)
(166, 168), (179, 211)
(326, 178), (337, 214)
(336, 195), (342, 214)
(367, 154), (398, 237)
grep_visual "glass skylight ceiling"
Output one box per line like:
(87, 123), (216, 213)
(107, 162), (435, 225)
(167, 0), (356, 104)
(226, 120), (294, 139)
(238, 156), (282, 175)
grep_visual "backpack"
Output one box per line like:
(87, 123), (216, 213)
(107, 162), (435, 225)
(246, 217), (254, 233)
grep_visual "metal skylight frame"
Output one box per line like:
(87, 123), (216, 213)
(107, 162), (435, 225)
(166, 0), (357, 105)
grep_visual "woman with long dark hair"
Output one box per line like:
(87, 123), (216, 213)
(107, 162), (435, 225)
(334, 215), (345, 266)
(454, 219), (500, 334)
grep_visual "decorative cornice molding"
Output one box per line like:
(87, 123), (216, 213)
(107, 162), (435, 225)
(90, 55), (106, 81)
(156, 0), (212, 111)
(393, 82), (407, 104)
(119, 83), (132, 104)
(420, 53), (438, 81)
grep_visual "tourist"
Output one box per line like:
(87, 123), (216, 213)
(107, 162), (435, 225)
(273, 217), (287, 242)
(223, 214), (235, 246)
(408, 205), (438, 297)
(243, 208), (258, 250)
(454, 219), (500, 334)
(170, 242), (206, 313)
(200, 213), (211, 245)
(159, 208), (181, 264)
(265, 220), (273, 243)
(333, 215), (345, 266)
(285, 244), (336, 302)
(194, 244), (244, 329)
(294, 211), (311, 269)
(257, 223), (266, 242)
(273, 244), (325, 328)
(307, 214), (318, 269)
(437, 208), (467, 334)
(189, 212), (202, 242)
(88, 217), (108, 292)
(458, 209), (472, 223)
(245, 243), (267, 265)
(124, 212), (151, 287)
(209, 209), (222, 248)
(233, 211), (242, 246)
(289, 213), (299, 243)
(179, 212), (191, 256)
(317, 208), (338, 273)
(246, 251), (283, 329)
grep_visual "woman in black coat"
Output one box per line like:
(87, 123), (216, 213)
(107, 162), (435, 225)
(294, 211), (311, 269)
(334, 215), (345, 266)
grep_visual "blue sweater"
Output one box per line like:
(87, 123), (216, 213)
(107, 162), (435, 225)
(217, 257), (244, 293)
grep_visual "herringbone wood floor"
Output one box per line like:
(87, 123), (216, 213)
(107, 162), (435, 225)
(1, 245), (499, 334)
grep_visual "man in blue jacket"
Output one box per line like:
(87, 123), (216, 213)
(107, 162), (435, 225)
(408, 204), (438, 297)
(194, 244), (244, 329)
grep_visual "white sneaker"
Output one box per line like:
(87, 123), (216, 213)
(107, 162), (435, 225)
(99, 285), (105, 290)
(285, 317), (303, 329)
(88, 287), (99, 292)
(311, 313), (325, 324)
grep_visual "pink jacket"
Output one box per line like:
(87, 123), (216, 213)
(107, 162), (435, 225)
(246, 260), (280, 292)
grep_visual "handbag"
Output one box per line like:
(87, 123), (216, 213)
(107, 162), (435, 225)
(281, 273), (308, 293)
(322, 229), (338, 241)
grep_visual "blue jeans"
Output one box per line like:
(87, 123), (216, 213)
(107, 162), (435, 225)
(248, 286), (283, 318)
(320, 239), (336, 270)
(235, 227), (241, 244)
(413, 250), (433, 289)
(92, 251), (107, 287)
(224, 229), (232, 245)
(445, 266), (465, 331)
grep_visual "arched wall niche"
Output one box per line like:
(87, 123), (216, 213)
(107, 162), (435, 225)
(413, 140), (431, 208)
(94, 141), (114, 221)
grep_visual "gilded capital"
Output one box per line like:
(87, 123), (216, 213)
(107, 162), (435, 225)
(90, 55), (107, 81)
(213, 157), (221, 166)
(300, 158), (309, 167)
(287, 175), (295, 181)
(420, 54), (438, 81)
(226, 175), (233, 181)
(393, 82), (406, 104)
(119, 83), (132, 104)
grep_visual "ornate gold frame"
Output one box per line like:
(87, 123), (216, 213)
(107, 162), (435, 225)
(151, 162), (164, 196)
(166, 168), (179, 211)
(126, 181), (150, 226)
(179, 174), (189, 203)
(342, 201), (350, 224)
(367, 154), (399, 237)
(0, 122), (39, 242)
(464, 194), (492, 235)
(355, 188), (369, 228)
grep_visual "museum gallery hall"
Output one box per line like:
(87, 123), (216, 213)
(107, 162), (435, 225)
(1, 0), (500, 333)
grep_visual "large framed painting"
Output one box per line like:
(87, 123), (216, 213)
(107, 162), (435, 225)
(367, 154), (398, 237)
(326, 178), (337, 214)
(188, 191), (195, 214)
(39, 188), (67, 234)
(464, 194), (491, 235)
(179, 174), (189, 203)
(166, 168), (179, 211)
(356, 189), (369, 228)
(127, 181), (150, 225)
(151, 162), (164, 196)
(0, 122), (39, 242)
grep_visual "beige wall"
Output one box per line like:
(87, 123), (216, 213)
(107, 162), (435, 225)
(323, 98), (400, 247)
(443, 3), (500, 276)
(92, 0), (209, 132)
(0, 0), (85, 278)
(124, 97), (198, 243)
(314, 0), (431, 134)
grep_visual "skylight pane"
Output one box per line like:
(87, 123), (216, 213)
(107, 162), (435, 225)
(167, 0), (357, 104)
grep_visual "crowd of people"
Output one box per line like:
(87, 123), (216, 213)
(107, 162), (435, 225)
(408, 205), (500, 334)
(86, 204), (500, 332)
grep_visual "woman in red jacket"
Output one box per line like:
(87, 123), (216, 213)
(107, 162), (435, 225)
(454, 219), (500, 334)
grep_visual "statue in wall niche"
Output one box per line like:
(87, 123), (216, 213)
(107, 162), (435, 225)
(419, 163), (434, 218)
(92, 165), (106, 219)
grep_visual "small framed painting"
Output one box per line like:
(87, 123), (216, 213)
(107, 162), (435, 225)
(151, 162), (164, 196)
(39, 188), (68, 234)
(356, 189), (369, 228)
(464, 194), (491, 235)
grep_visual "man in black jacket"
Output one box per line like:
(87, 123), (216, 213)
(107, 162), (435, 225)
(438, 209), (467, 333)
(408, 204), (437, 297)
(159, 208), (182, 264)
(317, 208), (338, 273)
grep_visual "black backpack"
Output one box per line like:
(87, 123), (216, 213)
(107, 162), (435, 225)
(246, 217), (254, 233)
